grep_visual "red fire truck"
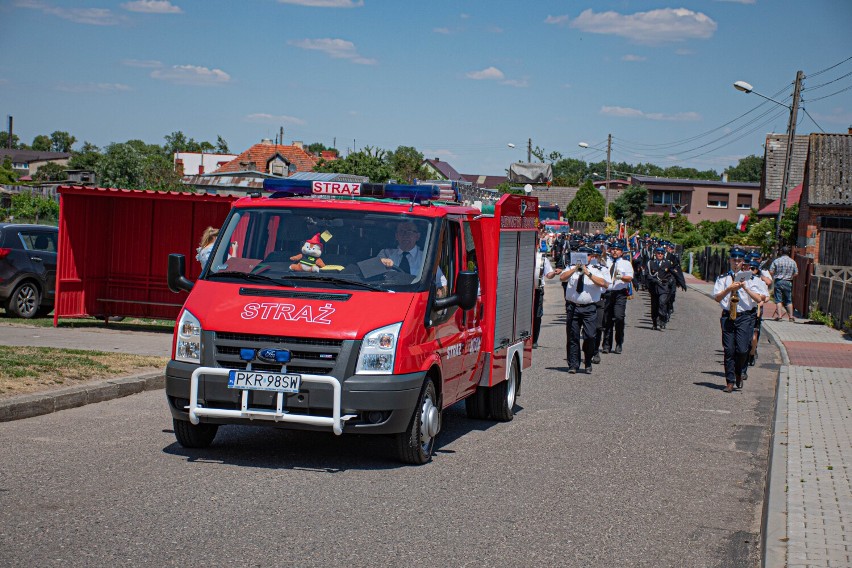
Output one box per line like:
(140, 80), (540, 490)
(166, 179), (538, 464)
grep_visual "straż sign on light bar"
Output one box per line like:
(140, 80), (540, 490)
(312, 181), (361, 196)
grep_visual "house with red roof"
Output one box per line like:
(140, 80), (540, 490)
(215, 139), (319, 176)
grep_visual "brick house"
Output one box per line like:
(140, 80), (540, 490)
(630, 174), (760, 224)
(215, 139), (318, 176)
(760, 133), (809, 209)
(0, 149), (70, 177)
(797, 132), (852, 264)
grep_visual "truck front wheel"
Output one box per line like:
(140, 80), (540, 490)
(173, 418), (219, 448)
(395, 379), (439, 465)
(488, 357), (518, 421)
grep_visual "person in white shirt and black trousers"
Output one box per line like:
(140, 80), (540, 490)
(713, 248), (769, 393)
(560, 246), (612, 374)
(602, 242), (635, 355)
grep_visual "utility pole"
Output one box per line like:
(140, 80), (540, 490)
(776, 70), (805, 249)
(605, 133), (612, 219)
(527, 138), (532, 163)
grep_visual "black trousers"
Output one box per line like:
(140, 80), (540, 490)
(648, 281), (671, 326)
(667, 283), (677, 313)
(533, 288), (544, 343)
(720, 310), (756, 384)
(566, 302), (597, 369)
(603, 289), (629, 349)
(593, 295), (607, 353)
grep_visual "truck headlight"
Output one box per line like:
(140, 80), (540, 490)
(175, 309), (202, 364)
(356, 322), (401, 375)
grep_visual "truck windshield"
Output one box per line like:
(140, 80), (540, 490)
(203, 207), (440, 292)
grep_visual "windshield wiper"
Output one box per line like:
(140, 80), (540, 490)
(206, 271), (291, 287)
(287, 273), (390, 292)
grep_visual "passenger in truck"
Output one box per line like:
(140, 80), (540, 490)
(376, 220), (447, 293)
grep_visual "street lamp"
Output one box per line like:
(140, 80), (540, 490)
(733, 72), (804, 248)
(578, 135), (612, 219)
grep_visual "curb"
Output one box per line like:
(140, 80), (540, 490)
(0, 371), (164, 423)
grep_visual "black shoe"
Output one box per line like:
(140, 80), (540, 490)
(585, 365), (593, 374)
(735, 375), (742, 389)
(652, 324), (658, 331)
(614, 345), (622, 354)
(568, 367), (578, 374)
(533, 343), (538, 349)
(660, 321), (666, 330)
(601, 348), (610, 354)
(592, 353), (601, 364)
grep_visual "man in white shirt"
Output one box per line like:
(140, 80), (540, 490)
(377, 221), (447, 292)
(559, 246), (612, 374)
(713, 248), (769, 392)
(602, 243), (635, 355)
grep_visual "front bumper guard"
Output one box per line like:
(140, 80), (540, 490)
(188, 367), (356, 435)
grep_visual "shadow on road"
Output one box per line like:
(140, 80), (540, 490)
(693, 381), (727, 391)
(161, 400), (509, 471)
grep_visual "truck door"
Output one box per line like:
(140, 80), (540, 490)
(457, 220), (483, 400)
(429, 219), (466, 406)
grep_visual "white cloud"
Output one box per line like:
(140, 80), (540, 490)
(422, 148), (459, 160)
(622, 54), (647, 62)
(276, 0), (363, 7)
(56, 82), (132, 93)
(245, 113), (306, 126)
(122, 59), (163, 68)
(570, 8), (717, 44)
(501, 78), (528, 88)
(466, 67), (505, 80)
(675, 48), (694, 56)
(433, 27), (451, 35)
(601, 106), (701, 121)
(122, 1), (182, 13)
(288, 38), (377, 65)
(544, 14), (569, 25)
(150, 65), (231, 86)
(715, 0), (755, 4)
(487, 25), (504, 34)
(809, 107), (852, 125)
(15, 0), (123, 25)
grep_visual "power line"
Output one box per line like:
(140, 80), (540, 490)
(807, 54), (852, 78)
(803, 69), (852, 90)
(804, 83), (852, 102)
(801, 107), (826, 133)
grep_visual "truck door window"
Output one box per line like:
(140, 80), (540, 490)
(462, 221), (477, 274)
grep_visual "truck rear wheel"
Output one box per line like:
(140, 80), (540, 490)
(488, 357), (518, 422)
(173, 418), (219, 448)
(395, 379), (439, 465)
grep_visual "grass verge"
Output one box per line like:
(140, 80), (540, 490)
(0, 345), (168, 399)
(0, 309), (175, 333)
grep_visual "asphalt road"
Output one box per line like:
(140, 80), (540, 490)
(0, 281), (778, 567)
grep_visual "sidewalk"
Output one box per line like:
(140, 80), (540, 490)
(686, 274), (852, 568)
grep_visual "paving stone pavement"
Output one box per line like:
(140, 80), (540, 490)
(685, 274), (852, 568)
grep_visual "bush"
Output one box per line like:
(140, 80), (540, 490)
(808, 303), (834, 327)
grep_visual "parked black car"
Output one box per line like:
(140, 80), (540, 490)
(0, 223), (59, 318)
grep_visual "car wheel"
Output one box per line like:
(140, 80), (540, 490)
(6, 282), (40, 319)
(173, 418), (219, 448)
(488, 356), (518, 422)
(395, 379), (439, 465)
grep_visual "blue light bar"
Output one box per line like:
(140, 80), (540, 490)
(262, 178), (442, 203)
(275, 350), (291, 363)
(240, 348), (256, 361)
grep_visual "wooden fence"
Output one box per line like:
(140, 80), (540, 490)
(819, 230), (852, 266)
(807, 265), (852, 325)
(696, 246), (729, 282)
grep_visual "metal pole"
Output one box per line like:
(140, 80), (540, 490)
(605, 133), (612, 219)
(775, 70), (804, 248)
(527, 138), (532, 163)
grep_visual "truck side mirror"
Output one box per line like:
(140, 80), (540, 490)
(168, 253), (194, 293)
(433, 270), (478, 311)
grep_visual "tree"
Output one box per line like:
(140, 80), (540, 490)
(9, 191), (59, 223)
(215, 135), (230, 154)
(609, 184), (648, 228)
(31, 135), (52, 152)
(307, 142), (331, 155)
(0, 156), (19, 184)
(68, 142), (101, 172)
(564, 180), (605, 222)
(32, 162), (67, 182)
(725, 155), (763, 182)
(50, 131), (76, 152)
(697, 219), (737, 244)
(552, 157), (588, 186)
(0, 131), (22, 149)
(314, 146), (394, 182)
(142, 154), (185, 191)
(780, 203), (799, 245)
(388, 146), (430, 184)
(96, 142), (147, 188)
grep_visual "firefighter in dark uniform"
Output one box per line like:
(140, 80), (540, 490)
(664, 241), (687, 316)
(713, 248), (769, 392)
(647, 246), (675, 330)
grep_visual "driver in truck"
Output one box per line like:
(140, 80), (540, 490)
(378, 220), (447, 295)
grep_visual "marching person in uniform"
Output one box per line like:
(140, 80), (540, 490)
(592, 245), (609, 364)
(560, 246), (612, 374)
(602, 242), (634, 354)
(533, 248), (561, 348)
(747, 257), (769, 366)
(647, 247), (675, 330)
(664, 241), (687, 316)
(713, 248), (768, 393)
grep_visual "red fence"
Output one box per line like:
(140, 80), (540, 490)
(54, 186), (235, 324)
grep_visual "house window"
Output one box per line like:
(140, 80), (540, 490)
(707, 193), (728, 208)
(736, 194), (752, 209)
(651, 191), (681, 205)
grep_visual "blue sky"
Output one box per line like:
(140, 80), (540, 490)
(1, 0), (851, 177)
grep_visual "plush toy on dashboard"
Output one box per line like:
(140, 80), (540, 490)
(290, 233), (326, 272)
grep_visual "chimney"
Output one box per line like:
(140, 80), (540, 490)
(721, 172), (729, 183)
(175, 158), (184, 176)
(198, 164), (204, 175)
(260, 138), (273, 145)
(6, 116), (11, 149)
(848, 125), (852, 135)
(292, 140), (304, 150)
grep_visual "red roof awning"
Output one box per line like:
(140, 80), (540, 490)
(757, 183), (803, 216)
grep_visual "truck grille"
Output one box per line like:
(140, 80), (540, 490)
(213, 332), (344, 375)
